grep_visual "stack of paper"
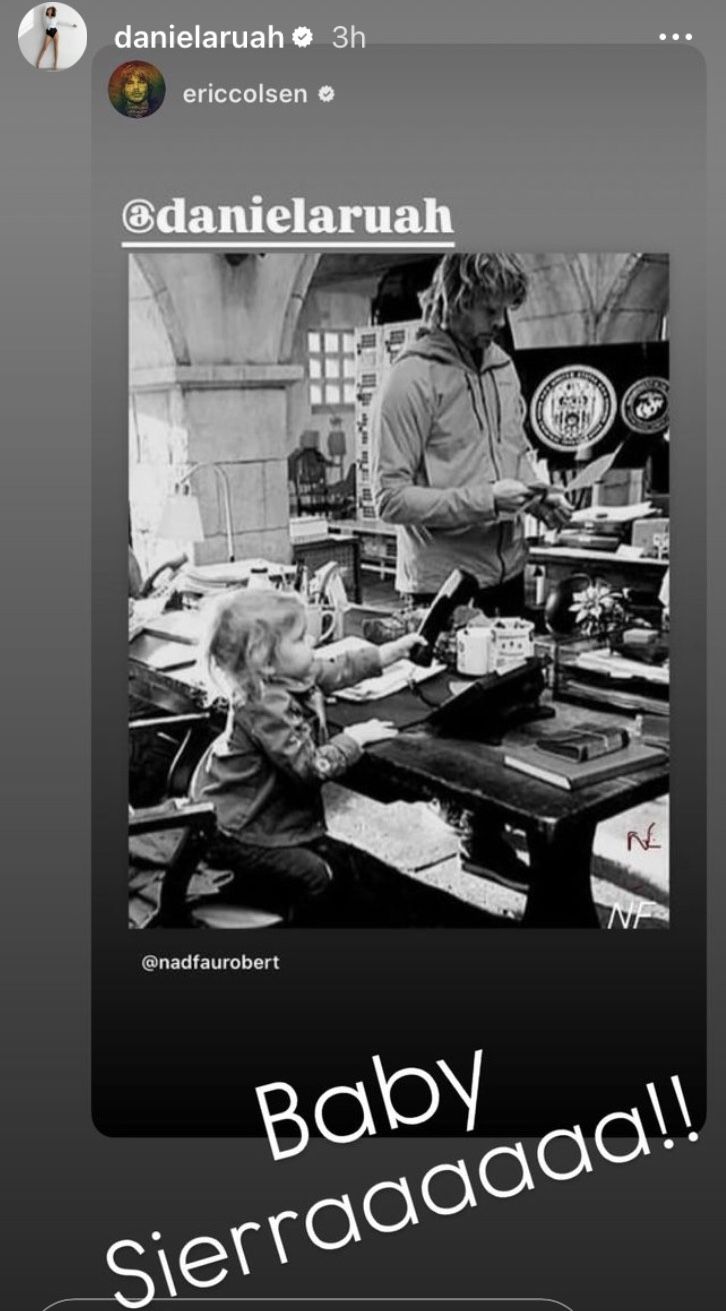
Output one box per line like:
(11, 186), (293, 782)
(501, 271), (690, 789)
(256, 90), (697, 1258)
(334, 659), (446, 702)
(128, 594), (168, 642)
(180, 560), (295, 593)
(574, 649), (669, 685)
(318, 636), (445, 701)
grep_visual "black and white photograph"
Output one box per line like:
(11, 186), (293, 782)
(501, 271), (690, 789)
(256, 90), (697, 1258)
(128, 251), (670, 930)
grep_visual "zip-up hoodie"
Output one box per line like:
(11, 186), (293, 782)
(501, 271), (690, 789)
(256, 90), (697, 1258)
(370, 327), (539, 595)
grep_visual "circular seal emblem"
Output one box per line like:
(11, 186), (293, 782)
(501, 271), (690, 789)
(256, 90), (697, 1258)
(530, 366), (617, 452)
(620, 377), (669, 435)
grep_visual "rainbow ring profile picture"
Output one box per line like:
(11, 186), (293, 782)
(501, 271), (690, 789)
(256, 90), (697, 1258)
(108, 61), (166, 119)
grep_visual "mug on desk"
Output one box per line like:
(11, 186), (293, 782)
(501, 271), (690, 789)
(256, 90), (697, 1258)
(305, 603), (336, 646)
(456, 625), (494, 677)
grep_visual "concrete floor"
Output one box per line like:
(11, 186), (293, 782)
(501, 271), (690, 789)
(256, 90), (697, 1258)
(325, 783), (669, 928)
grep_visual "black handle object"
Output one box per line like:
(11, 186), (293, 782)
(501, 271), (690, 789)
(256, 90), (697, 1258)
(140, 554), (189, 599)
(427, 657), (547, 741)
(409, 568), (480, 666)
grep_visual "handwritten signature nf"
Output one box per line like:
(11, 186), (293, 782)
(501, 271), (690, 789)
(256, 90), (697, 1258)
(627, 821), (661, 852)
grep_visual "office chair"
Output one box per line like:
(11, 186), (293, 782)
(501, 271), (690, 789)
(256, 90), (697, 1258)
(129, 712), (283, 929)
(288, 447), (333, 515)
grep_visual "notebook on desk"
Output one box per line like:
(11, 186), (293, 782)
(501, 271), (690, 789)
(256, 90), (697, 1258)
(504, 738), (666, 790)
(533, 722), (629, 763)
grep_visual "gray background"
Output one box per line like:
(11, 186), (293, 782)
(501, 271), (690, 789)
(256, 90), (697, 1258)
(2, 1), (723, 1308)
(94, 44), (703, 1139)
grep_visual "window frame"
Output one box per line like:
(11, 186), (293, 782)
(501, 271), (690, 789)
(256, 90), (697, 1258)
(307, 328), (357, 412)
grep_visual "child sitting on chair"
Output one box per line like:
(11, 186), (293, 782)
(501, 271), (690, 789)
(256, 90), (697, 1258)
(191, 588), (422, 922)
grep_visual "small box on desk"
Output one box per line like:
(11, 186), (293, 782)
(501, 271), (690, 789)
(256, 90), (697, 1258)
(631, 517), (669, 558)
(289, 515), (330, 543)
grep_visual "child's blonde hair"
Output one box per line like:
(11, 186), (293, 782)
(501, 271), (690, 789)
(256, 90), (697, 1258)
(197, 588), (305, 705)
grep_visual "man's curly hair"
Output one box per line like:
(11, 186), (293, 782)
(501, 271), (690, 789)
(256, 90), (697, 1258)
(420, 253), (529, 331)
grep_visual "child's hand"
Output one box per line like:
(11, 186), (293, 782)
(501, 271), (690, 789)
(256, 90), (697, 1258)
(345, 719), (398, 747)
(378, 633), (427, 667)
(300, 862), (333, 896)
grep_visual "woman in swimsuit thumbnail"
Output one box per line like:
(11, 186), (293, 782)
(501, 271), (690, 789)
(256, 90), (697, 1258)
(36, 6), (78, 70)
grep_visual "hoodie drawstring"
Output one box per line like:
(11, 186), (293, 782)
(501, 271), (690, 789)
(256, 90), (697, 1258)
(464, 371), (485, 431)
(449, 337), (508, 584)
(451, 336), (489, 436)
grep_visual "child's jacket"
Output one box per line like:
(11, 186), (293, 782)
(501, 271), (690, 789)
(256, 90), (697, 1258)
(190, 644), (382, 847)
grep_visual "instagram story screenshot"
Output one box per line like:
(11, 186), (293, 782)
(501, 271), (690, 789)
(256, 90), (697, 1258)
(2, 3), (724, 1309)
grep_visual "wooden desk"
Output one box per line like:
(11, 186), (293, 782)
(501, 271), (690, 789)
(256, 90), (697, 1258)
(345, 702), (668, 929)
(130, 643), (668, 930)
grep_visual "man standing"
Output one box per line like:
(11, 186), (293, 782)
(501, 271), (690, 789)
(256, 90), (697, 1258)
(370, 253), (572, 893)
(370, 252), (571, 610)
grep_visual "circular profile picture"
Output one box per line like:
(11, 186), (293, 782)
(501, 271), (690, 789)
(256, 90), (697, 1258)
(530, 365), (617, 453)
(108, 61), (166, 119)
(620, 377), (669, 435)
(18, 4), (87, 70)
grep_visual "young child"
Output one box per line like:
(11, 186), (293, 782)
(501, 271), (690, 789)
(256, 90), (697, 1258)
(191, 588), (423, 921)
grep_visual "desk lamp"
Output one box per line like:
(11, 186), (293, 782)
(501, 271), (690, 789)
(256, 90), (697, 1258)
(157, 463), (236, 562)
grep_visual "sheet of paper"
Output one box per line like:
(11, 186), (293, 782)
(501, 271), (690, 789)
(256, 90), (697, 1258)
(570, 501), (655, 525)
(334, 658), (447, 702)
(565, 445), (624, 492)
(574, 650), (670, 685)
